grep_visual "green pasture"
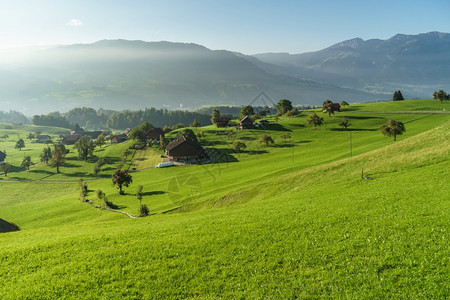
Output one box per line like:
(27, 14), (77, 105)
(341, 98), (450, 112)
(0, 100), (449, 298)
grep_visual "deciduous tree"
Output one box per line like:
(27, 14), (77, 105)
(50, 146), (66, 173)
(74, 136), (95, 161)
(95, 135), (106, 148)
(179, 128), (198, 143)
(240, 105), (254, 118)
(307, 113), (324, 130)
(190, 119), (200, 127)
(340, 100), (349, 107)
(0, 163), (10, 177)
(280, 133), (291, 142)
(40, 147), (52, 164)
(211, 108), (220, 125)
(433, 90), (449, 103)
(112, 169), (133, 195)
(21, 156), (32, 170)
(128, 121), (154, 141)
(260, 134), (274, 146)
(232, 141), (247, 152)
(15, 139), (25, 151)
(276, 99), (293, 115)
(339, 118), (351, 129)
(379, 120), (406, 141)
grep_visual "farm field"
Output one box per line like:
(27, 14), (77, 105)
(0, 99), (449, 298)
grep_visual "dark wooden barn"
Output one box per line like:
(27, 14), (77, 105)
(166, 135), (206, 162)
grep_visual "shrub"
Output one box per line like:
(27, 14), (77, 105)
(285, 108), (300, 117)
(139, 204), (149, 217)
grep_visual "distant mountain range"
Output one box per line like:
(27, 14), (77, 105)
(0, 32), (448, 115)
(253, 32), (450, 98)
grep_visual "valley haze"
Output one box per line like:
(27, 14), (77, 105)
(1, 32), (449, 115)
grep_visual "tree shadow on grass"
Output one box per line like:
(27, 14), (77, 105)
(133, 158), (147, 161)
(344, 116), (383, 120)
(272, 143), (295, 148)
(63, 162), (81, 168)
(264, 124), (291, 132)
(102, 156), (123, 165)
(142, 191), (166, 196)
(245, 150), (269, 155)
(28, 169), (54, 176)
(289, 123), (306, 128)
(208, 148), (239, 163)
(329, 128), (378, 132)
(61, 171), (95, 178)
(239, 136), (257, 141)
(203, 140), (229, 146)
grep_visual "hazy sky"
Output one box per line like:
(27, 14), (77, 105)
(1, 0), (449, 54)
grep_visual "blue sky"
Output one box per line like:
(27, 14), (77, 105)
(1, 0), (449, 54)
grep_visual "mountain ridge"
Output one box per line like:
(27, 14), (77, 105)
(253, 32), (450, 97)
(0, 40), (381, 114)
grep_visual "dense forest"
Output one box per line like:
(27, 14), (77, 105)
(30, 107), (212, 130)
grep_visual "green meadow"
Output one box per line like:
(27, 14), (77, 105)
(0, 99), (448, 298)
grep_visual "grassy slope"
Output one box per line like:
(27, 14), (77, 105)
(0, 100), (449, 298)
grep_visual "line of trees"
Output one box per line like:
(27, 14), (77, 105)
(31, 107), (212, 130)
(32, 113), (72, 128)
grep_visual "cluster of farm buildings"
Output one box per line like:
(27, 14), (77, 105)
(0, 115), (269, 165)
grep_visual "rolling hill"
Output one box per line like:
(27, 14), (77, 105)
(0, 100), (448, 298)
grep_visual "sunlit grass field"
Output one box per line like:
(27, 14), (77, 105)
(0, 99), (449, 298)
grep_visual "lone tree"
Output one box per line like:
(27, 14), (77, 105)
(211, 108), (220, 125)
(112, 169), (133, 195)
(93, 158), (105, 175)
(379, 120), (406, 141)
(15, 139), (25, 151)
(260, 134), (275, 146)
(232, 141), (247, 152)
(128, 121), (154, 141)
(179, 128), (198, 143)
(393, 90), (405, 101)
(21, 155), (32, 170)
(95, 135), (106, 148)
(240, 105), (254, 118)
(280, 133), (291, 142)
(27, 132), (35, 140)
(74, 136), (95, 161)
(50, 146), (66, 173)
(339, 118), (351, 129)
(433, 90), (449, 103)
(307, 112), (324, 130)
(190, 118), (200, 128)
(340, 100), (349, 107)
(276, 99), (293, 115)
(136, 185), (149, 217)
(0, 163), (10, 177)
(40, 147), (52, 164)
